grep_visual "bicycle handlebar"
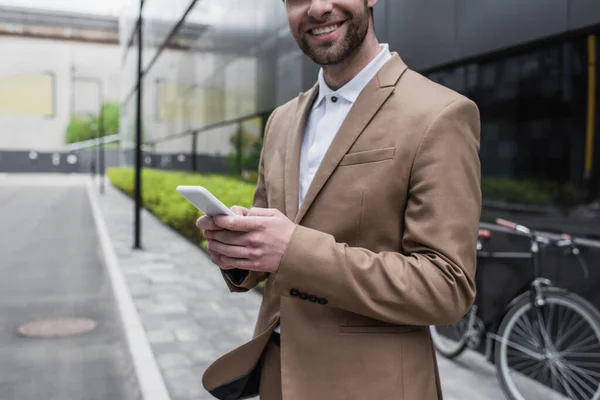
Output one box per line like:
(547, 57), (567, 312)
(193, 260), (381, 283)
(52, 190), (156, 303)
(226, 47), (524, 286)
(496, 218), (531, 235)
(494, 217), (589, 280)
(496, 218), (518, 229)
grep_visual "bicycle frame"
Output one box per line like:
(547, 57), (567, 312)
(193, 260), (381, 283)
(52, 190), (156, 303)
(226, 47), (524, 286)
(474, 220), (588, 362)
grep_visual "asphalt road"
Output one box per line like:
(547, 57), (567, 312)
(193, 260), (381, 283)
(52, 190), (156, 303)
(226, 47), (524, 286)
(0, 178), (138, 400)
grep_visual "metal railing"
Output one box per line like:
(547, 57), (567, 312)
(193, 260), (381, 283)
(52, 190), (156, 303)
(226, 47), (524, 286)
(146, 110), (272, 174)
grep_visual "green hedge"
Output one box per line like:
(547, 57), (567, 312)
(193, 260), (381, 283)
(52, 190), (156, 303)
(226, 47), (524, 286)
(107, 167), (257, 250)
(481, 178), (586, 206)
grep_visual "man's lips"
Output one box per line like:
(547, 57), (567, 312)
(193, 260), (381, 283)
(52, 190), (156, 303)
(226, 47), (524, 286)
(305, 21), (345, 37)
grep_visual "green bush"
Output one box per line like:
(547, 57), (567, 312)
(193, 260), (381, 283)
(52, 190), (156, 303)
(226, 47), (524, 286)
(65, 101), (120, 144)
(107, 167), (257, 249)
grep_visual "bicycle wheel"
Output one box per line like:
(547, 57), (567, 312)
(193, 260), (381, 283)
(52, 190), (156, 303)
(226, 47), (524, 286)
(430, 309), (472, 359)
(495, 290), (600, 400)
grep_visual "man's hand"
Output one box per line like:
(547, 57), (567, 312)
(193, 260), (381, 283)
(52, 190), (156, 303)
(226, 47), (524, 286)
(197, 206), (248, 270)
(202, 208), (296, 274)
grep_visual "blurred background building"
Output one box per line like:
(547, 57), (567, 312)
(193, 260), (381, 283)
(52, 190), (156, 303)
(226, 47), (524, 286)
(0, 4), (122, 170)
(119, 0), (600, 219)
(0, 0), (599, 227)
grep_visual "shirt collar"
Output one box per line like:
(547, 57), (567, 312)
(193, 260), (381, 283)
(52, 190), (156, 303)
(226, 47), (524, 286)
(313, 43), (392, 109)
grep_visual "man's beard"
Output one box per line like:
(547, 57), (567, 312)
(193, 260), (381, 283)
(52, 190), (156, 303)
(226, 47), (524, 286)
(297, 5), (370, 66)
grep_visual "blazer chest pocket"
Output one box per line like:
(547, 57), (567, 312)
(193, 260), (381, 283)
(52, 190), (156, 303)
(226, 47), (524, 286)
(338, 147), (395, 167)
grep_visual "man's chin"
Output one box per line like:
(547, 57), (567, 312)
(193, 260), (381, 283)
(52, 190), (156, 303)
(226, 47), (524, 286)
(307, 48), (346, 66)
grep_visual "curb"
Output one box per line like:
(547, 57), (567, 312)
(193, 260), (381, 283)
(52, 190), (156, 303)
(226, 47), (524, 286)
(86, 180), (172, 400)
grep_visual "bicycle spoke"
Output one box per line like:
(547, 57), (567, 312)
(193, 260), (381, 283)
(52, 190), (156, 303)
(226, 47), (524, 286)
(565, 363), (600, 396)
(548, 364), (561, 395)
(564, 328), (599, 356)
(507, 348), (537, 359)
(521, 311), (542, 345)
(571, 360), (600, 369)
(491, 333), (544, 360)
(558, 362), (596, 399)
(562, 326), (597, 355)
(512, 321), (535, 342)
(556, 366), (581, 400)
(556, 305), (571, 345)
(567, 363), (600, 387)
(560, 352), (600, 358)
(509, 356), (539, 372)
(530, 363), (547, 384)
(563, 335), (600, 354)
(535, 306), (554, 349)
(546, 304), (556, 341)
(556, 317), (589, 350)
(511, 323), (540, 348)
(519, 360), (545, 378)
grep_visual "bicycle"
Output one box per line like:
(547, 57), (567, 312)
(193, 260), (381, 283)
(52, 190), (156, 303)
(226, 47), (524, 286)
(430, 218), (600, 400)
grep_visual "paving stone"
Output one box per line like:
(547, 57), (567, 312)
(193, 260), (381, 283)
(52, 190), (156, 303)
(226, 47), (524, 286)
(158, 353), (192, 369)
(147, 330), (176, 344)
(147, 303), (189, 315)
(174, 328), (201, 342)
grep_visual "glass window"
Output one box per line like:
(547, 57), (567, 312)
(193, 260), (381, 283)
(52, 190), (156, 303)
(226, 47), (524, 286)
(430, 35), (590, 206)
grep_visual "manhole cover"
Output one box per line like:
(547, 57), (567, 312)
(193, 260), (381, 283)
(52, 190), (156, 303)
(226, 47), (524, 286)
(18, 317), (97, 338)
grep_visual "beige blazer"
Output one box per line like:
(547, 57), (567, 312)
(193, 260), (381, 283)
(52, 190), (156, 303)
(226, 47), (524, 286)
(202, 53), (482, 400)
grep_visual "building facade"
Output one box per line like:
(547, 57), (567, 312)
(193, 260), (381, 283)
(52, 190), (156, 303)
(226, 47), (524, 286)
(0, 6), (123, 151)
(120, 0), (600, 202)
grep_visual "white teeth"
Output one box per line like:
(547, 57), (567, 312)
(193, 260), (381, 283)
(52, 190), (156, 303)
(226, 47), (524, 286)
(311, 24), (339, 36)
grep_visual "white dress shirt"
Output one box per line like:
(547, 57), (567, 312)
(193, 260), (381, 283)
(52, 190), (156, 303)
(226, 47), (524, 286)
(298, 43), (393, 207)
(275, 44), (392, 334)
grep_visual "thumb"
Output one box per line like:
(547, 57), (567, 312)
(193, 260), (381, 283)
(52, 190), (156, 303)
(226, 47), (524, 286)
(247, 207), (278, 217)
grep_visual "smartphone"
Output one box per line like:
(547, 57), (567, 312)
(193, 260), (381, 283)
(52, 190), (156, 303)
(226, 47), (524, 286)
(176, 185), (235, 217)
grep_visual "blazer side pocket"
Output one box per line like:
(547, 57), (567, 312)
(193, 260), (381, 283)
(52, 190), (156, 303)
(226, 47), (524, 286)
(338, 147), (395, 167)
(339, 325), (425, 334)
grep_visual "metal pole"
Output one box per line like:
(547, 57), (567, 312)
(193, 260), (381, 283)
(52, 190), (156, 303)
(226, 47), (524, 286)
(237, 122), (243, 175)
(98, 81), (105, 195)
(134, 11), (143, 249)
(191, 131), (197, 171)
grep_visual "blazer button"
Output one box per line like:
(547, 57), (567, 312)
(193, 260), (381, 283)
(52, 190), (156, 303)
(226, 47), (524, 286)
(299, 292), (309, 300)
(317, 298), (328, 305)
(308, 295), (318, 302)
(290, 288), (300, 297)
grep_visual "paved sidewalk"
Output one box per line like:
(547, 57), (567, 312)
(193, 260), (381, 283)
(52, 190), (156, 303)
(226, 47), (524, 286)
(96, 177), (506, 400)
(97, 181), (261, 400)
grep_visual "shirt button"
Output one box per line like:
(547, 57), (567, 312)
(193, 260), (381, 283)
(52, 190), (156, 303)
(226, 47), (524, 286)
(331, 96), (338, 103)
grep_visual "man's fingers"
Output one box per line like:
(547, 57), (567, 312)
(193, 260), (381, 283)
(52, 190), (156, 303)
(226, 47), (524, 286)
(213, 215), (266, 232)
(247, 207), (278, 217)
(206, 230), (250, 246)
(231, 205), (250, 216)
(196, 216), (223, 231)
(207, 240), (249, 259)
(220, 255), (257, 271)
(207, 249), (235, 270)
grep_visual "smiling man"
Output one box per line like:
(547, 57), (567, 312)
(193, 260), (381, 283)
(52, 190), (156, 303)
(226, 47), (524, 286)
(198, 0), (482, 399)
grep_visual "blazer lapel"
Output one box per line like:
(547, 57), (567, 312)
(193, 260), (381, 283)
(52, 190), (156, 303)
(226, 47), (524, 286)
(294, 54), (408, 224)
(284, 84), (319, 220)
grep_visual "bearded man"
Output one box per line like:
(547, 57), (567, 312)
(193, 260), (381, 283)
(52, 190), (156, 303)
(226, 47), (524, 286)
(198, 1), (482, 399)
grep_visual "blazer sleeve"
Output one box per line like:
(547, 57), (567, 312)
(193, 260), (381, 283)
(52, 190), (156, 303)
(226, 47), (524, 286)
(220, 108), (278, 292)
(271, 98), (482, 326)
